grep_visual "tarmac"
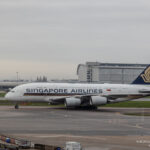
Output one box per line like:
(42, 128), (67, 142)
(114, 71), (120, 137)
(0, 106), (150, 150)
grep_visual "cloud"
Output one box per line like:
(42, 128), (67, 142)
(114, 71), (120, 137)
(0, 0), (150, 79)
(0, 59), (77, 80)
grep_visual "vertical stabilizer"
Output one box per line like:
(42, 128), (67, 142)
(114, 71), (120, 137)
(132, 65), (150, 84)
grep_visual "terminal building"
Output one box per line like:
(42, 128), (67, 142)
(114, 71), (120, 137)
(77, 62), (149, 84)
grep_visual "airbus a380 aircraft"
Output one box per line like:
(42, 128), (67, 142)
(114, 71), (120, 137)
(5, 65), (150, 109)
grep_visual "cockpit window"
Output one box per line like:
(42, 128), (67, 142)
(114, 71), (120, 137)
(11, 91), (15, 93)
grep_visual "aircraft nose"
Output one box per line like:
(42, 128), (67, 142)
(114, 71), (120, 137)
(5, 92), (9, 99)
(5, 92), (12, 100)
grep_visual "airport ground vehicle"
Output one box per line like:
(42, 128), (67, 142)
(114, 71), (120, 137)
(65, 142), (82, 150)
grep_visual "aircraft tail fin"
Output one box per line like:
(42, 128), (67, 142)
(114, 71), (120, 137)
(132, 65), (150, 84)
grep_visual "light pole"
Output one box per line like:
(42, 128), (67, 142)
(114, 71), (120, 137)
(16, 72), (19, 84)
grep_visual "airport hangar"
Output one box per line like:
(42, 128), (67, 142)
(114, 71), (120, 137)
(77, 62), (148, 84)
(0, 82), (27, 91)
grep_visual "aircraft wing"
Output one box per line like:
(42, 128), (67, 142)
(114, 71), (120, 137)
(47, 92), (150, 101)
(47, 92), (150, 105)
(46, 94), (100, 104)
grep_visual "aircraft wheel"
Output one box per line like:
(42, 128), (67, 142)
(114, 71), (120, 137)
(15, 103), (19, 109)
(89, 100), (98, 110)
(64, 101), (69, 109)
(92, 106), (98, 110)
(87, 105), (97, 110)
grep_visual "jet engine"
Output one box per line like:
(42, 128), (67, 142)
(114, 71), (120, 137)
(65, 98), (81, 107)
(90, 96), (107, 106)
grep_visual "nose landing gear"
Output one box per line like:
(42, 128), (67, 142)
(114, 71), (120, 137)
(15, 103), (19, 109)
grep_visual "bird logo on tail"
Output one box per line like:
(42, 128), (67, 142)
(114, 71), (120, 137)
(141, 67), (150, 83)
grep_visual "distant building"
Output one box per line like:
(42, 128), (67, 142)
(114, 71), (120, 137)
(51, 79), (78, 83)
(77, 62), (149, 84)
(0, 81), (29, 91)
(36, 76), (48, 82)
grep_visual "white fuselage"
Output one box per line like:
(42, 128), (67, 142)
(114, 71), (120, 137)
(5, 83), (150, 104)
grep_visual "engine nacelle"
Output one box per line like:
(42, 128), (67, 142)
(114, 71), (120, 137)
(90, 96), (107, 106)
(65, 98), (81, 107)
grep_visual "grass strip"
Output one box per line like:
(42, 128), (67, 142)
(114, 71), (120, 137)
(0, 93), (6, 97)
(102, 101), (150, 108)
(0, 100), (64, 107)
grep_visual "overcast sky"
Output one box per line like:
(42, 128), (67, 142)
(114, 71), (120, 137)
(0, 0), (150, 80)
